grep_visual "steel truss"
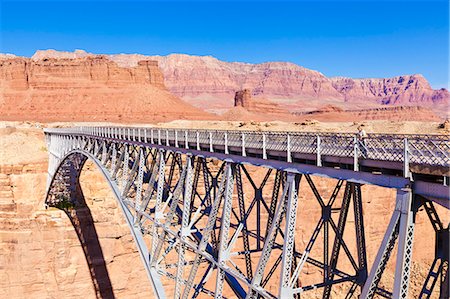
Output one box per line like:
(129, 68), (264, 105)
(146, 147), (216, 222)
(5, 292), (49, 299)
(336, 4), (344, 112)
(44, 132), (449, 298)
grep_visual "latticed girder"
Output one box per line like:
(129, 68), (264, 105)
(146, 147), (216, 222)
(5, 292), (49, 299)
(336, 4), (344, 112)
(44, 131), (449, 299)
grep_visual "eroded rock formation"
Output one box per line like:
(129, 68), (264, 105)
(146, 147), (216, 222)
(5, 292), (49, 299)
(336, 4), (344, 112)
(234, 89), (289, 115)
(0, 55), (213, 122)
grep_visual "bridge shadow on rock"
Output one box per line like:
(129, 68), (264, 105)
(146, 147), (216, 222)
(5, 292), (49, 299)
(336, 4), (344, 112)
(46, 154), (115, 299)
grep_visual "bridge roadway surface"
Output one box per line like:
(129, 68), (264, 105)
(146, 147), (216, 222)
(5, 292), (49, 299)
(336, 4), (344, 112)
(45, 126), (450, 205)
(43, 126), (450, 299)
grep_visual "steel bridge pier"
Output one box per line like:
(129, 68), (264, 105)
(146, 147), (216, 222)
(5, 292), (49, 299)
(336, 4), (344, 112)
(44, 127), (449, 298)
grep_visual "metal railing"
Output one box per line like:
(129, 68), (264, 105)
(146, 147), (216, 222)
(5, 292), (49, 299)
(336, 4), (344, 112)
(44, 126), (450, 177)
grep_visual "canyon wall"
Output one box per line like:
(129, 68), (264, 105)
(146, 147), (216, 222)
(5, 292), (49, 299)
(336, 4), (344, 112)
(25, 50), (448, 118)
(104, 52), (448, 106)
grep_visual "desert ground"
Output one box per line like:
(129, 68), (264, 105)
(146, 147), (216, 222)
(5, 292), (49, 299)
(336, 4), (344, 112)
(0, 120), (448, 298)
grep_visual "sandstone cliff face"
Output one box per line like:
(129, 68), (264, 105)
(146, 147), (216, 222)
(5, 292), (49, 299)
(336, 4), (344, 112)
(0, 55), (213, 122)
(145, 54), (343, 101)
(142, 54), (448, 109)
(331, 75), (448, 105)
(0, 56), (165, 91)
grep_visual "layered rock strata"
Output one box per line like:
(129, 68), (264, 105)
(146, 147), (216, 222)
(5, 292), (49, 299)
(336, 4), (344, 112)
(0, 55), (213, 122)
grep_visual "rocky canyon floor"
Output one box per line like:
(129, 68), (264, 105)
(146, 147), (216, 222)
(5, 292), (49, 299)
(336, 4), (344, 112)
(0, 120), (448, 298)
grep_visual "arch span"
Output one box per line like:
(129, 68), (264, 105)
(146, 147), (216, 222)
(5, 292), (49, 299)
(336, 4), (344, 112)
(45, 149), (165, 298)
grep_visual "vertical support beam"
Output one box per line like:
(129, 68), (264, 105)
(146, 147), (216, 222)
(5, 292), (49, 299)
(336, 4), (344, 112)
(175, 130), (179, 148)
(353, 183), (368, 288)
(101, 142), (107, 164)
(121, 145), (129, 192)
(185, 130), (189, 149)
(279, 173), (300, 298)
(151, 150), (166, 258)
(174, 156), (194, 299)
(393, 188), (415, 299)
(215, 164), (235, 298)
(166, 130), (170, 146)
(111, 144), (117, 174)
(158, 129), (161, 145)
(134, 148), (145, 223)
(361, 189), (404, 299)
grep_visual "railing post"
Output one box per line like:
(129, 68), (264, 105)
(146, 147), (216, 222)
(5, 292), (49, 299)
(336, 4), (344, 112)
(287, 133), (292, 162)
(175, 130), (179, 148)
(151, 129), (154, 144)
(209, 132), (213, 152)
(144, 129), (147, 143)
(185, 130), (189, 149)
(403, 138), (410, 178)
(354, 136), (359, 171)
(166, 130), (169, 146)
(224, 132), (229, 154)
(316, 135), (322, 167)
(158, 129), (161, 145)
(242, 132), (246, 157)
(196, 132), (200, 150)
(262, 133), (267, 159)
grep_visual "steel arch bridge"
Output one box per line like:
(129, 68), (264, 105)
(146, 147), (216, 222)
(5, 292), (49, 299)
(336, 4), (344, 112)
(44, 126), (449, 299)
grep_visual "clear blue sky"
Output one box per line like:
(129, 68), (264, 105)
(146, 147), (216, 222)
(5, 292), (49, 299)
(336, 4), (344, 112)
(1, 0), (448, 88)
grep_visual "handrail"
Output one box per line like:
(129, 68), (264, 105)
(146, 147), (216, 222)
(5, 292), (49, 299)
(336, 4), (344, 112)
(44, 126), (450, 174)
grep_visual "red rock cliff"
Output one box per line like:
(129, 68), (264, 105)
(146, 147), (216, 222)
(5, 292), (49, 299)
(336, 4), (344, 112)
(0, 56), (213, 122)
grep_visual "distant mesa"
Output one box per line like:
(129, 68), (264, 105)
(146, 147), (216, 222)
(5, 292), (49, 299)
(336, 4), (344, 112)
(0, 53), (213, 122)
